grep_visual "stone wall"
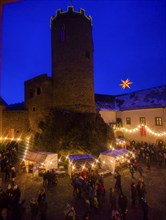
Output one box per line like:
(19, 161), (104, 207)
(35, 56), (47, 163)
(24, 74), (53, 132)
(2, 110), (29, 138)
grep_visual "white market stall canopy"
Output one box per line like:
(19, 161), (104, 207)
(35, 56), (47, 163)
(24, 151), (58, 170)
(68, 154), (96, 177)
(99, 148), (130, 174)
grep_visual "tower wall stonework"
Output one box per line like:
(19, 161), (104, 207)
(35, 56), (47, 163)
(51, 6), (95, 113)
(24, 74), (53, 132)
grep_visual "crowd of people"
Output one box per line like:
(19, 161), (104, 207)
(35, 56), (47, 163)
(64, 141), (166, 220)
(0, 140), (165, 220)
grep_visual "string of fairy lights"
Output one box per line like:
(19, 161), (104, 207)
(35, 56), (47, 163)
(58, 147), (135, 172)
(114, 124), (166, 137)
(0, 136), (136, 172)
(0, 136), (31, 161)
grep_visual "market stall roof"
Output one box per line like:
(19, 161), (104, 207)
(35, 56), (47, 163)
(68, 154), (94, 162)
(100, 148), (128, 158)
(24, 151), (55, 163)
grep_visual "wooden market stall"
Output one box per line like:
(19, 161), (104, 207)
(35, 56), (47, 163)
(68, 154), (97, 177)
(99, 148), (131, 174)
(23, 151), (58, 176)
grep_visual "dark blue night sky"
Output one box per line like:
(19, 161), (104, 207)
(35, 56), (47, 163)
(1, 0), (166, 104)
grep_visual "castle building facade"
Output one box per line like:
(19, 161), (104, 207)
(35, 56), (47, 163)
(0, 6), (166, 145)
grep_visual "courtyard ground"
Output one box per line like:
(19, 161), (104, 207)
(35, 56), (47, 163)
(1, 161), (166, 220)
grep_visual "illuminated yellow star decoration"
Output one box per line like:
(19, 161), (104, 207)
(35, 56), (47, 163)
(120, 79), (132, 89)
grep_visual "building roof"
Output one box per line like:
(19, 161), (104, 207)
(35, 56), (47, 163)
(115, 85), (166, 110)
(95, 85), (166, 111)
(24, 151), (57, 163)
(0, 97), (7, 106)
(100, 148), (129, 158)
(68, 154), (94, 162)
(95, 94), (115, 110)
(6, 102), (26, 111)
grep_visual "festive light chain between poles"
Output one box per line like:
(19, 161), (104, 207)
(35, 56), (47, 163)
(0, 136), (135, 171)
(114, 125), (166, 137)
(0, 136), (31, 161)
(61, 150), (135, 172)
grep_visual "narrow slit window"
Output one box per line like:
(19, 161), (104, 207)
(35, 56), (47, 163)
(36, 87), (41, 95)
(85, 51), (90, 59)
(60, 24), (66, 42)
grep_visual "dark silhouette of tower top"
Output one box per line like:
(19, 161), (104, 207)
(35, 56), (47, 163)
(51, 6), (92, 25)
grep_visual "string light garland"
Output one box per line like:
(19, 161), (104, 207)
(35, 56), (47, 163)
(114, 125), (166, 137)
(0, 136), (31, 161)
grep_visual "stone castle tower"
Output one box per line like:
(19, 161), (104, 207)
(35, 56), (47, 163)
(0, 6), (97, 136)
(51, 6), (96, 113)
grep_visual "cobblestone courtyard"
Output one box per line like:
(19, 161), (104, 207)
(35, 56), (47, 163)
(1, 161), (165, 220)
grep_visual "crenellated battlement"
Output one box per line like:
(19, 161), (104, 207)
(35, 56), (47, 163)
(51, 6), (92, 25)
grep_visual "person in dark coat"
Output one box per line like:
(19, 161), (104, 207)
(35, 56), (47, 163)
(0, 188), (7, 213)
(37, 187), (46, 204)
(6, 183), (14, 220)
(114, 171), (122, 193)
(30, 197), (39, 220)
(13, 185), (21, 205)
(39, 200), (48, 220)
(118, 193), (128, 220)
(11, 167), (16, 186)
(129, 165), (135, 179)
(137, 166), (143, 177)
(137, 179), (146, 204)
(6, 184), (13, 208)
(12, 184), (21, 220)
(109, 187), (116, 211)
(141, 197), (149, 220)
(131, 182), (137, 207)
(5, 163), (10, 182)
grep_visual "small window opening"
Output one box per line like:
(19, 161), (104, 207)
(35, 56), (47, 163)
(85, 51), (90, 59)
(36, 87), (41, 95)
(60, 24), (66, 42)
(29, 90), (33, 98)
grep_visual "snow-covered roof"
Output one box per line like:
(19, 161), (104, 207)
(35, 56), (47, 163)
(68, 154), (94, 162)
(95, 94), (115, 110)
(100, 148), (129, 158)
(95, 85), (166, 111)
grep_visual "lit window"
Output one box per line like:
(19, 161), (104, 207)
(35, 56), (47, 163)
(155, 117), (162, 126)
(140, 117), (146, 125)
(126, 117), (131, 125)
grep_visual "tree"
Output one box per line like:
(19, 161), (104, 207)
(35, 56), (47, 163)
(34, 109), (115, 155)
